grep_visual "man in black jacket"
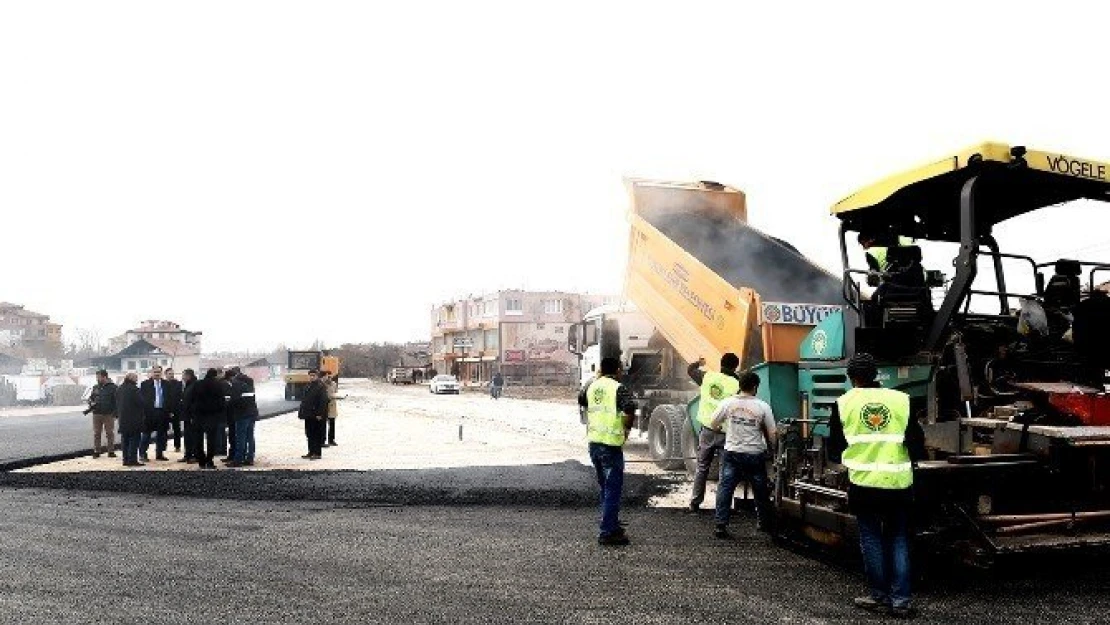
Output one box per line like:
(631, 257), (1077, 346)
(163, 368), (185, 453)
(227, 367), (260, 467)
(139, 366), (171, 461)
(298, 369), (329, 460)
(178, 369), (199, 463)
(220, 369), (236, 460)
(117, 373), (146, 467)
(193, 368), (228, 470)
(87, 370), (118, 459)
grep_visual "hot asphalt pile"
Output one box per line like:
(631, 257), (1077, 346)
(0, 461), (675, 507)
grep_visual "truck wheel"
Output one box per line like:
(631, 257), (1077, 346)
(680, 420), (699, 475)
(680, 418), (719, 479)
(648, 405), (686, 470)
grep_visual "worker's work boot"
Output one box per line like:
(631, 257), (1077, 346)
(853, 597), (890, 613)
(714, 525), (731, 539)
(597, 533), (630, 547)
(889, 605), (917, 619)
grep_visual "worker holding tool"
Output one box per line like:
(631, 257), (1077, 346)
(828, 353), (926, 620)
(686, 353), (741, 513)
(578, 357), (636, 546)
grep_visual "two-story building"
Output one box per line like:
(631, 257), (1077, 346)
(430, 291), (612, 386)
(92, 320), (203, 375)
(108, 320), (202, 354)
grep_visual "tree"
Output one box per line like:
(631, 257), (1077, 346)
(63, 327), (107, 362)
(332, 342), (405, 378)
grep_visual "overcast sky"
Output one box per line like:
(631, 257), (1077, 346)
(3, 2), (1109, 352)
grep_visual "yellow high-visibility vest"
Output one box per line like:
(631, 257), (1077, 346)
(837, 386), (913, 489)
(587, 376), (626, 447)
(697, 371), (740, 429)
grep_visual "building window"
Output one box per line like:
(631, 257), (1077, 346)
(140, 360), (149, 369)
(506, 298), (523, 315)
(543, 299), (564, 314)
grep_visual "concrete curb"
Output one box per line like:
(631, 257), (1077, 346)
(0, 405), (298, 472)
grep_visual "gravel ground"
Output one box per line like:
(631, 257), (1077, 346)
(3, 380), (1109, 623)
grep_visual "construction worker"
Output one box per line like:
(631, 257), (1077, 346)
(858, 232), (915, 273)
(578, 356), (636, 546)
(709, 371), (776, 539)
(828, 353), (926, 619)
(686, 353), (741, 513)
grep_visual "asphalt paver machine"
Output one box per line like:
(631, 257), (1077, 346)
(777, 143), (1110, 564)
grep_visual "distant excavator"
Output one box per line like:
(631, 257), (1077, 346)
(284, 350), (339, 400)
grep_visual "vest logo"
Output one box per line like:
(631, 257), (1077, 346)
(592, 387), (606, 404)
(709, 384), (725, 400)
(860, 402), (891, 431)
(811, 329), (828, 356)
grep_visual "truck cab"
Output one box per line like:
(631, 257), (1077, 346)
(568, 303), (682, 426)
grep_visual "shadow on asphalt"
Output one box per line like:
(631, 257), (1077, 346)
(0, 460), (680, 507)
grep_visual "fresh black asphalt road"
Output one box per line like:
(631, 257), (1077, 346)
(0, 398), (297, 470)
(1, 468), (1109, 624)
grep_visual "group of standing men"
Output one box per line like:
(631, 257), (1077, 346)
(86, 365), (260, 469)
(579, 350), (924, 618)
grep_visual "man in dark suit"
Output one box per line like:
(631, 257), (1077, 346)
(298, 369), (329, 460)
(139, 365), (171, 461)
(164, 367), (185, 453)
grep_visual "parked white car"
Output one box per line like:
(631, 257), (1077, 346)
(429, 375), (460, 395)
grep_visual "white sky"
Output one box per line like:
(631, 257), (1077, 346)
(3, 1), (1109, 351)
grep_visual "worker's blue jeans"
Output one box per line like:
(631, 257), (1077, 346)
(233, 418), (256, 463)
(714, 450), (771, 528)
(857, 508), (912, 609)
(588, 442), (624, 537)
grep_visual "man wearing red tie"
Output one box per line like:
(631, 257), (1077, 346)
(140, 366), (171, 461)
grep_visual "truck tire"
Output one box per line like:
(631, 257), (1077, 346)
(648, 404), (686, 470)
(681, 420), (699, 475)
(680, 418), (719, 479)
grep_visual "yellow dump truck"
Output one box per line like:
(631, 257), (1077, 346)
(284, 350), (340, 401)
(570, 179), (843, 471)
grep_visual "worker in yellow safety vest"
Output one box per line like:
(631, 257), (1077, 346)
(686, 353), (741, 513)
(858, 232), (915, 273)
(577, 357), (637, 546)
(828, 353), (926, 619)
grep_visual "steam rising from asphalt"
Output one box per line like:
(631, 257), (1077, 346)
(645, 208), (843, 305)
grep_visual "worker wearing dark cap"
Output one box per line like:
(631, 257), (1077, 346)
(686, 353), (741, 513)
(828, 353), (926, 619)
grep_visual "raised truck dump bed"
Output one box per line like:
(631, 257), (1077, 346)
(624, 179), (843, 368)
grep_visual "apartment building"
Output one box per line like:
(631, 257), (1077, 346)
(430, 290), (612, 385)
